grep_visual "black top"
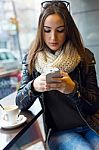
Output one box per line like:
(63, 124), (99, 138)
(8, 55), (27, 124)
(44, 90), (85, 131)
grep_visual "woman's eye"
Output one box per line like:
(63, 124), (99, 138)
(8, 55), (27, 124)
(57, 29), (65, 33)
(44, 29), (51, 33)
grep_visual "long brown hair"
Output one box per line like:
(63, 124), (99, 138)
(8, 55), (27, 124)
(27, 1), (87, 74)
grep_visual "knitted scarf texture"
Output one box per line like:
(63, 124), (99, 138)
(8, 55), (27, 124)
(35, 43), (81, 74)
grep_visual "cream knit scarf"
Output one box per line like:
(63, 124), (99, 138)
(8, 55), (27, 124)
(35, 43), (81, 74)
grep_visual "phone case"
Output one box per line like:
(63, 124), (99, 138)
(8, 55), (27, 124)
(46, 70), (61, 83)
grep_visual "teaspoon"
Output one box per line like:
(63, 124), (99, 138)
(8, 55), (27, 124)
(0, 104), (5, 110)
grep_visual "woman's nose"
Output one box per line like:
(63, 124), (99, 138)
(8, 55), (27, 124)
(50, 31), (57, 40)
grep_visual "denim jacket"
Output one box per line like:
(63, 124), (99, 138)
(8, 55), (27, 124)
(16, 48), (99, 135)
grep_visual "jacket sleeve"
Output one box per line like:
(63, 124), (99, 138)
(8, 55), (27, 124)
(16, 55), (41, 110)
(68, 51), (99, 115)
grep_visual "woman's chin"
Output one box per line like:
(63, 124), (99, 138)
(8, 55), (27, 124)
(49, 47), (60, 52)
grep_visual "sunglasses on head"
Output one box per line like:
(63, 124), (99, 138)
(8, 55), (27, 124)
(41, 1), (70, 11)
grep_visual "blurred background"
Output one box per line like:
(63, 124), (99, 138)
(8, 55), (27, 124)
(0, 0), (99, 99)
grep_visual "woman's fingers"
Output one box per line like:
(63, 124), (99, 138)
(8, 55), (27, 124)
(33, 72), (75, 93)
(33, 74), (47, 92)
(60, 71), (68, 77)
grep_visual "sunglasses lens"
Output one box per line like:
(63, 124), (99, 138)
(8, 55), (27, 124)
(42, 2), (51, 9)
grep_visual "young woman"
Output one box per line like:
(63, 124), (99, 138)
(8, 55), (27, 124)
(16, 1), (99, 149)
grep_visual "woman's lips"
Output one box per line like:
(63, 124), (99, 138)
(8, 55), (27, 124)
(49, 42), (58, 46)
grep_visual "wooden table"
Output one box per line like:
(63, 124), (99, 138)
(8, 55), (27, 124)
(0, 92), (44, 150)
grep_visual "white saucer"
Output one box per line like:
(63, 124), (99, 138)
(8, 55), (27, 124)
(0, 115), (27, 129)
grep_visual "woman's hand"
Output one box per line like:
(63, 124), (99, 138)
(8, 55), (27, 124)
(46, 71), (76, 94)
(58, 71), (76, 94)
(33, 74), (47, 92)
(33, 71), (75, 94)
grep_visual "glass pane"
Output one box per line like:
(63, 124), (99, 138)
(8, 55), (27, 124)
(0, 52), (7, 60)
(71, 0), (99, 13)
(6, 52), (17, 60)
(73, 11), (99, 46)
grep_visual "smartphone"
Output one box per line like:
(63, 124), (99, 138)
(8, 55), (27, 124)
(46, 69), (62, 83)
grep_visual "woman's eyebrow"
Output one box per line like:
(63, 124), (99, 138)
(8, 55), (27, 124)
(57, 26), (65, 28)
(43, 26), (51, 28)
(44, 25), (65, 28)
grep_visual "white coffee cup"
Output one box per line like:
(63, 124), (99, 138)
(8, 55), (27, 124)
(2, 105), (20, 124)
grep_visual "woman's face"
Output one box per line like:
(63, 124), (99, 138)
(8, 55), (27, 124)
(43, 14), (66, 52)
